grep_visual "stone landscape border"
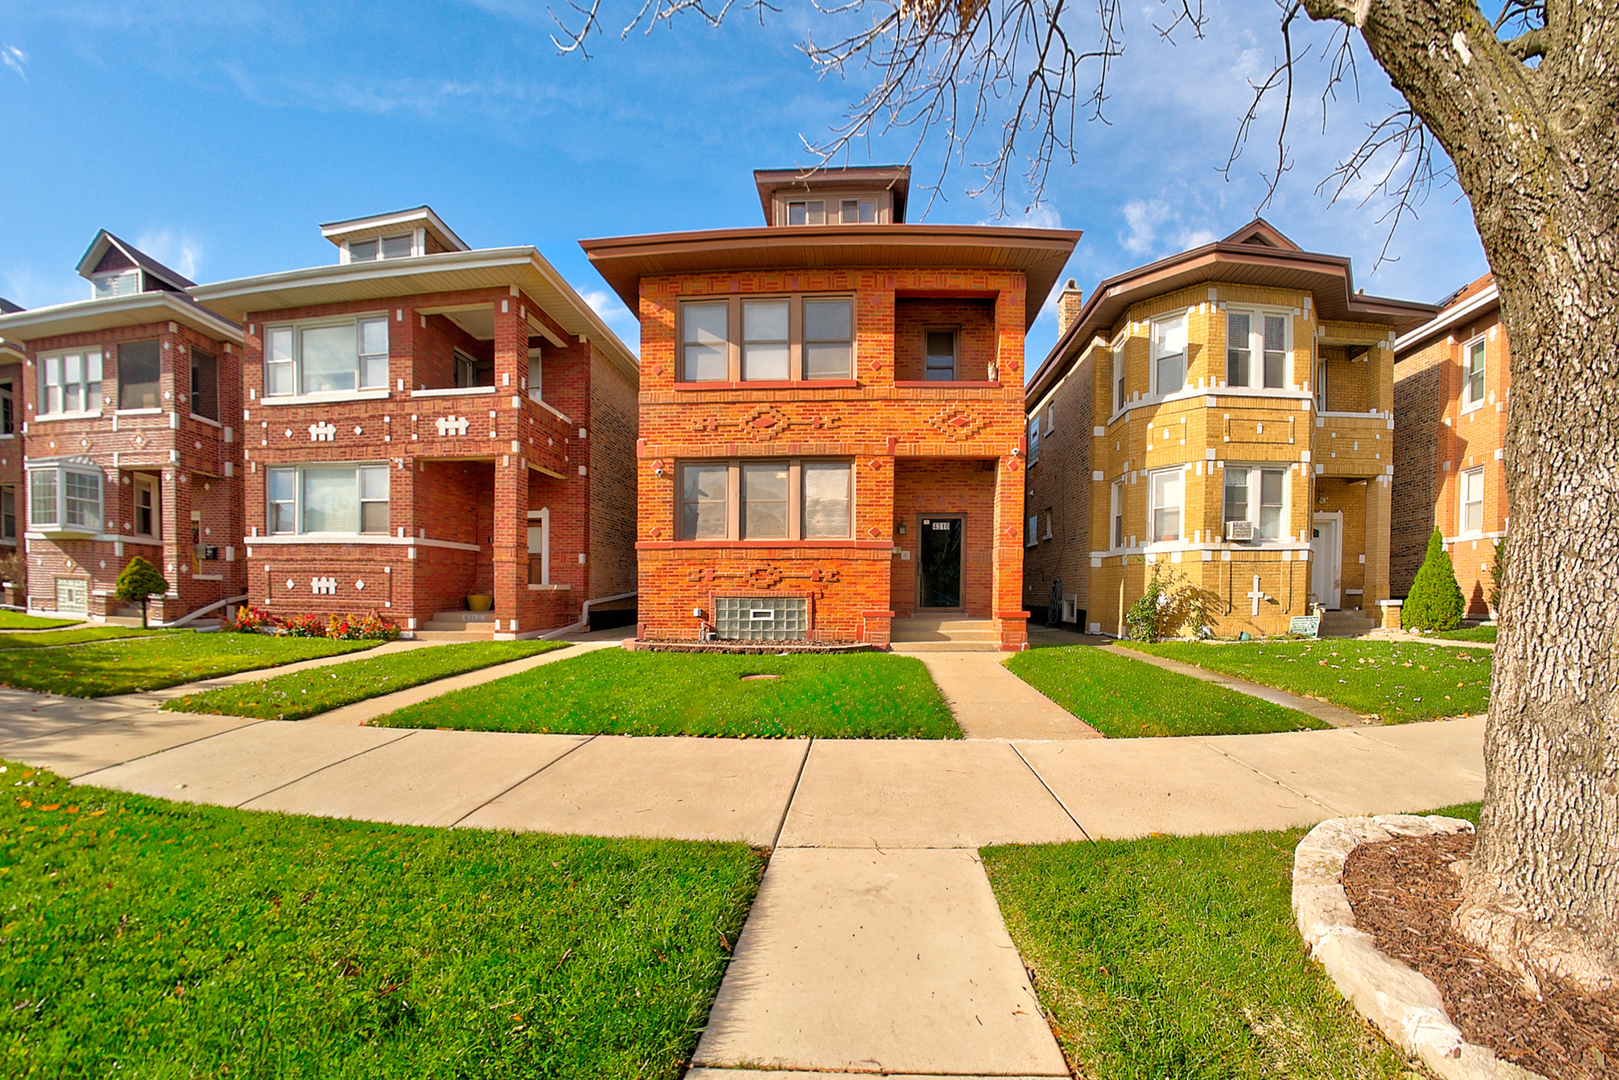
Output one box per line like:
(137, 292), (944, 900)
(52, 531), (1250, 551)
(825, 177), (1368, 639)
(1292, 814), (1546, 1080)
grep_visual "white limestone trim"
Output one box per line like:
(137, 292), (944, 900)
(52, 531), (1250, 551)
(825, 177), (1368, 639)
(246, 535), (481, 552)
(1291, 816), (1541, 1080)
(258, 389), (390, 407)
(411, 385), (497, 398)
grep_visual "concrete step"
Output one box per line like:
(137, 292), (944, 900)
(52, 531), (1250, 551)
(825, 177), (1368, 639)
(411, 629), (498, 642)
(889, 630), (1000, 643)
(1319, 609), (1375, 637)
(892, 617), (995, 632)
(428, 611), (498, 625)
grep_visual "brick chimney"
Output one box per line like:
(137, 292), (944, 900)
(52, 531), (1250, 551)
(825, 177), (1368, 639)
(1057, 279), (1083, 336)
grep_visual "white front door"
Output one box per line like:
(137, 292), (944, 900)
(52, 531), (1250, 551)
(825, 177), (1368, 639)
(1311, 515), (1341, 609)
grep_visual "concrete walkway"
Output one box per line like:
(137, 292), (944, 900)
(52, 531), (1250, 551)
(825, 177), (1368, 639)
(0, 634), (1488, 1078)
(1100, 643), (1365, 728)
(897, 646), (1101, 739)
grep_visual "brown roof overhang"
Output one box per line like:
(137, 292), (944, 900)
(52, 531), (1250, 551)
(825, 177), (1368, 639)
(1025, 240), (1439, 406)
(579, 224), (1082, 331)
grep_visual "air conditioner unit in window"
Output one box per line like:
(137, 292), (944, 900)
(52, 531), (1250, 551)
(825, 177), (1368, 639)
(1225, 520), (1256, 541)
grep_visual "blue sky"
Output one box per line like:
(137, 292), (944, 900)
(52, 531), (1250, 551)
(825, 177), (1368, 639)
(0, 0), (1488, 369)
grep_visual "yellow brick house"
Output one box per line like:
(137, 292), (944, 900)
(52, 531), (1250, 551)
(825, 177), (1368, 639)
(1022, 221), (1437, 637)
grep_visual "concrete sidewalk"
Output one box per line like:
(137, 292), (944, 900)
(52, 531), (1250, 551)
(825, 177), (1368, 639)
(899, 648), (1101, 739)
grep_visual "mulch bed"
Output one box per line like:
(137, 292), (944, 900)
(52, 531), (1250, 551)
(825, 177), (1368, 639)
(1344, 832), (1619, 1078)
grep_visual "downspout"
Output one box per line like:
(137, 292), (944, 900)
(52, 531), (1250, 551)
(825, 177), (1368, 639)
(539, 591), (638, 640)
(159, 594), (250, 630)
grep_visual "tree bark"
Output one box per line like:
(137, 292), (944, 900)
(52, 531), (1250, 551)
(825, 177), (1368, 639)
(1299, 0), (1619, 993)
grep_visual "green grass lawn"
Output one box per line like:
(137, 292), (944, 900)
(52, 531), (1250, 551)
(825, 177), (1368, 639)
(982, 802), (1481, 1079)
(1126, 640), (1491, 723)
(0, 627), (160, 650)
(0, 632), (376, 697)
(0, 612), (82, 630)
(163, 640), (570, 720)
(1435, 624), (1497, 643)
(0, 760), (763, 1079)
(1005, 645), (1326, 738)
(371, 648), (961, 739)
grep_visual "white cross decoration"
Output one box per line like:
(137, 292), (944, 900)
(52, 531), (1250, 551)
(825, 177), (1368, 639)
(436, 415), (471, 437)
(312, 577), (337, 595)
(309, 422), (336, 442)
(1247, 575), (1269, 617)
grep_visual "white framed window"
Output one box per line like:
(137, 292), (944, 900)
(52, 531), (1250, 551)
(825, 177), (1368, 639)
(1150, 312), (1187, 396)
(742, 300), (790, 381)
(527, 508), (550, 585)
(679, 459), (853, 541)
(453, 349), (486, 389)
(527, 347), (543, 402)
(787, 200), (826, 226)
(1026, 514), (1039, 548)
(680, 301), (730, 383)
(265, 463), (390, 535)
(1028, 418), (1040, 463)
(346, 233), (415, 262)
(1113, 348), (1127, 413)
(133, 474), (160, 539)
(1226, 310), (1289, 389)
(803, 299), (853, 380)
(839, 198), (878, 223)
(1460, 466), (1485, 536)
(37, 348), (103, 417)
(1149, 467), (1183, 543)
(1110, 478), (1124, 548)
(1042, 512), (1053, 540)
(1223, 465), (1288, 540)
(1044, 403), (1055, 434)
(1462, 336), (1487, 411)
(27, 464), (103, 533)
(263, 316), (388, 396)
(92, 269), (141, 299)
(1315, 357), (1328, 412)
(680, 297), (854, 382)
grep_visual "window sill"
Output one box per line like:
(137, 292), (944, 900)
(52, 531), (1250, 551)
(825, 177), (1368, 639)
(411, 385), (497, 398)
(1460, 399), (1487, 416)
(33, 411), (104, 423)
(527, 583), (570, 592)
(189, 413), (222, 428)
(893, 380), (1003, 389)
(115, 407), (163, 417)
(259, 389), (390, 406)
(636, 538), (893, 551)
(672, 380), (860, 391)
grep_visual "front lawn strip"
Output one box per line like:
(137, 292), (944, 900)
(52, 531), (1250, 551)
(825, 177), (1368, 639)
(0, 612), (83, 630)
(1005, 645), (1325, 738)
(1435, 625), (1497, 643)
(163, 640), (570, 720)
(1126, 640), (1491, 723)
(372, 648), (961, 739)
(0, 632), (376, 697)
(981, 804), (1483, 1079)
(0, 760), (763, 1079)
(0, 627), (162, 651)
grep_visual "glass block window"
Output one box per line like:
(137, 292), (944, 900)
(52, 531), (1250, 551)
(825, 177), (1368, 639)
(715, 595), (809, 640)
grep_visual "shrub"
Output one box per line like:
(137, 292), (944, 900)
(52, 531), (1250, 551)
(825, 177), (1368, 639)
(228, 606), (275, 633)
(1403, 529), (1465, 632)
(114, 556), (170, 629)
(1123, 562), (1209, 643)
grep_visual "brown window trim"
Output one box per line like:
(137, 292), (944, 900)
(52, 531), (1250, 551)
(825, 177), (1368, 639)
(676, 457), (855, 542)
(679, 295), (855, 384)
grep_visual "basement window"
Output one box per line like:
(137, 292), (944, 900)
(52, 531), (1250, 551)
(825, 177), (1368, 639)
(714, 595), (808, 640)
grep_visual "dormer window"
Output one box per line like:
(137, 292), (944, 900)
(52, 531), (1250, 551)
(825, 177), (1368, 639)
(347, 233), (415, 262)
(92, 269), (141, 299)
(839, 199), (877, 224)
(787, 201), (825, 226)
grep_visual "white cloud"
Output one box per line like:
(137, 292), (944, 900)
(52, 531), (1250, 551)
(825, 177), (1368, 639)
(134, 228), (204, 281)
(978, 204), (1065, 230)
(580, 287), (640, 346)
(1120, 199), (1170, 255)
(3, 45), (26, 79)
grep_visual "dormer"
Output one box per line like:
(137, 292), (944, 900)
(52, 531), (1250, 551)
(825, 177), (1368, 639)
(320, 206), (470, 265)
(754, 165), (910, 227)
(76, 231), (195, 301)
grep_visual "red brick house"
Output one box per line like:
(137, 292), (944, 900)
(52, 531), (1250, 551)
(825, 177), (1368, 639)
(0, 234), (246, 621)
(1, 301), (25, 603)
(1392, 272), (1507, 617)
(189, 208), (639, 638)
(582, 167), (1079, 649)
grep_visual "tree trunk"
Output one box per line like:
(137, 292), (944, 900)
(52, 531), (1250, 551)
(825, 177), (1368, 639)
(1299, 0), (1619, 993)
(140, 599), (149, 630)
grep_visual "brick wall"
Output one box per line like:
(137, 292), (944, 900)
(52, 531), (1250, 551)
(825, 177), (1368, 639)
(893, 299), (997, 382)
(588, 347), (638, 607)
(1022, 344), (1093, 625)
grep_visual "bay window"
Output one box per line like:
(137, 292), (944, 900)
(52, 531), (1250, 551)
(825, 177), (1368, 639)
(37, 348), (103, 417)
(1226, 310), (1289, 389)
(680, 296), (854, 382)
(263, 315), (388, 396)
(1463, 337), (1487, 410)
(1149, 467), (1183, 543)
(678, 459), (853, 541)
(1223, 465), (1288, 540)
(265, 464), (389, 535)
(1461, 466), (1485, 536)
(1151, 313), (1187, 395)
(27, 463), (103, 534)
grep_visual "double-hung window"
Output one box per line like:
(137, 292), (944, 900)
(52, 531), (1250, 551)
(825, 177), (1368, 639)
(787, 200), (826, 225)
(28, 463), (102, 533)
(1110, 478), (1125, 548)
(679, 459), (853, 541)
(1025, 514), (1039, 547)
(1226, 311), (1289, 389)
(1, 485), (15, 541)
(839, 198), (877, 223)
(1150, 313), (1187, 396)
(1460, 466), (1485, 535)
(118, 340), (162, 410)
(265, 464), (389, 535)
(680, 297), (855, 382)
(133, 474), (159, 539)
(1028, 418), (1040, 463)
(1223, 465), (1287, 540)
(1315, 357), (1329, 411)
(1149, 467), (1183, 543)
(1463, 337), (1487, 410)
(264, 316), (388, 396)
(925, 330), (957, 381)
(1, 378), (13, 434)
(37, 349), (103, 417)
(348, 233), (414, 261)
(1113, 347), (1127, 413)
